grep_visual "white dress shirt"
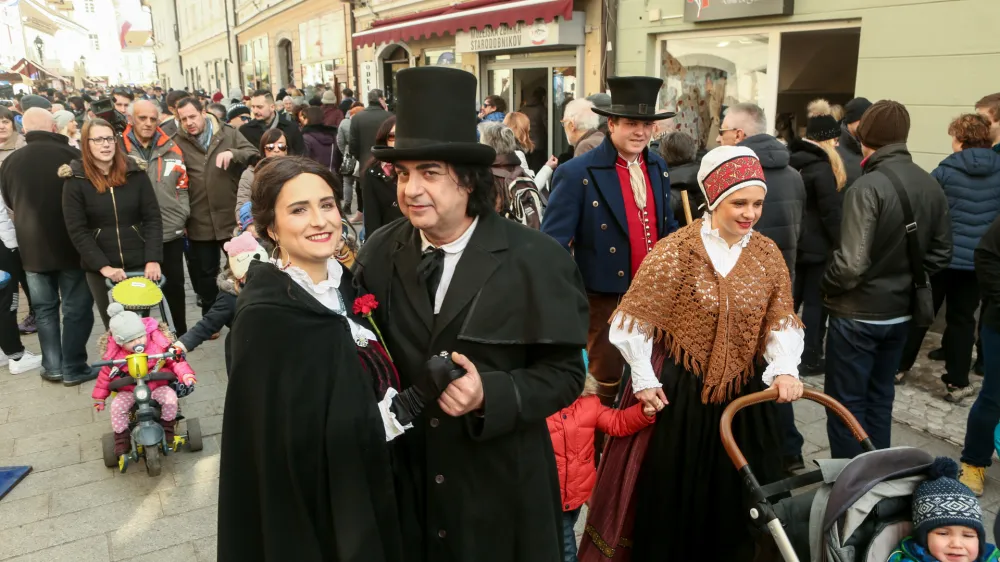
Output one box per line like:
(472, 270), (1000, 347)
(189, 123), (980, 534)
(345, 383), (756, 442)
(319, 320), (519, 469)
(609, 215), (804, 393)
(420, 216), (479, 314)
(278, 258), (410, 441)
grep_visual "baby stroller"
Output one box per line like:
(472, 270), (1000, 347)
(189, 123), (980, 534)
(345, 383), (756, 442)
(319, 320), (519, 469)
(721, 389), (936, 562)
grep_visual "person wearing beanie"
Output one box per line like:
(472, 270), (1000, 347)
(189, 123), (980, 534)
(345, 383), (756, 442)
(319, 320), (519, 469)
(19, 94), (52, 112)
(581, 146), (804, 560)
(91, 302), (196, 469)
(225, 104), (250, 127)
(319, 90), (344, 128)
(789, 99), (848, 376)
(822, 99), (953, 459)
(52, 110), (79, 148)
(887, 457), (998, 562)
(839, 96), (873, 187)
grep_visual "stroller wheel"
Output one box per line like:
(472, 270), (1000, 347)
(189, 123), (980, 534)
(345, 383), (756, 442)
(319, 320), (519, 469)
(186, 418), (203, 452)
(101, 433), (118, 468)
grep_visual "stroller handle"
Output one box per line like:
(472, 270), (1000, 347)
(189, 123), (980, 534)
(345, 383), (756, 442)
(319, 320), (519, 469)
(105, 272), (166, 290)
(719, 388), (872, 471)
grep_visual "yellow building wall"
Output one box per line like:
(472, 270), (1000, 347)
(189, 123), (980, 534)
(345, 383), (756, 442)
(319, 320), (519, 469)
(237, 0), (352, 91)
(615, 0), (1000, 170)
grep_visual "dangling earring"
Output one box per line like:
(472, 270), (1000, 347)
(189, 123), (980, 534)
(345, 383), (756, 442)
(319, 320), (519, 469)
(270, 243), (291, 270)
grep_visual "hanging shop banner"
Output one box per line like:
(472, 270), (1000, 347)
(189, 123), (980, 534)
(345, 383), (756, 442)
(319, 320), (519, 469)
(684, 0), (793, 23)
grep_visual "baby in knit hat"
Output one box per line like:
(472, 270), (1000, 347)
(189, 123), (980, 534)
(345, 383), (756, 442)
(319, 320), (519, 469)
(888, 457), (999, 562)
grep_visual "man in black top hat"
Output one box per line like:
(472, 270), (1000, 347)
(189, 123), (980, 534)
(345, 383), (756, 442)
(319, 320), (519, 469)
(543, 76), (679, 413)
(354, 66), (589, 562)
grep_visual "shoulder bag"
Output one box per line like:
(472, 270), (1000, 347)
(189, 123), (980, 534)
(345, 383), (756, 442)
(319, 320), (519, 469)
(880, 167), (935, 327)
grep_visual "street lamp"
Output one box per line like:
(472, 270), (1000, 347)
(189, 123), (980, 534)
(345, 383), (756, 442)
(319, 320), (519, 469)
(33, 36), (44, 63)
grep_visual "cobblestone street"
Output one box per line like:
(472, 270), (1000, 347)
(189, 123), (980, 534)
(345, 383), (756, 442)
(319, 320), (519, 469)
(0, 283), (997, 559)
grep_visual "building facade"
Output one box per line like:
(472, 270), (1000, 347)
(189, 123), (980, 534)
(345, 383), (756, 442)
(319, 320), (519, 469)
(351, 0), (606, 158)
(142, 0), (183, 88)
(616, 0), (1000, 170)
(16, 0), (89, 82)
(175, 0), (237, 94)
(234, 0), (352, 97)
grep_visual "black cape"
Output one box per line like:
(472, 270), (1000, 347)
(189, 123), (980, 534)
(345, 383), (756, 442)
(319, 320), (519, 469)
(218, 261), (403, 562)
(354, 211), (589, 562)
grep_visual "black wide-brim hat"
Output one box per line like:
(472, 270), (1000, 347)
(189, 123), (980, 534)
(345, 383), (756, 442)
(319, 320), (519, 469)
(591, 76), (675, 121)
(372, 67), (496, 166)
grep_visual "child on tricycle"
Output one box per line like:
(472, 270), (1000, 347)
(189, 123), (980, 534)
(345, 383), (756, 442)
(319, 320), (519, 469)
(92, 303), (196, 460)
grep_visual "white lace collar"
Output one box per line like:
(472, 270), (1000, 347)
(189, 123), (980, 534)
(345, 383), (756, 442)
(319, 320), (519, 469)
(700, 212), (752, 249)
(276, 258), (344, 295)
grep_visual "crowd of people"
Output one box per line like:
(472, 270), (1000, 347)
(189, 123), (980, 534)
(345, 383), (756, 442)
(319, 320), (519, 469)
(0, 68), (999, 562)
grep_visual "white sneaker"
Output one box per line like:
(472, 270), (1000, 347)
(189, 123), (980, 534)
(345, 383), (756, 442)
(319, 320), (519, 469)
(9, 350), (42, 374)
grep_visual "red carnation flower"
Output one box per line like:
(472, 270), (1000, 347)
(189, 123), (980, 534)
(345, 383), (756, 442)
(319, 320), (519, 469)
(353, 294), (379, 316)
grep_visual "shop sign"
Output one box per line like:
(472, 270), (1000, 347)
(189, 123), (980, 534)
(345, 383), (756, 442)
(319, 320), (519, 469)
(684, 0), (793, 22)
(359, 61), (377, 98)
(455, 14), (584, 53)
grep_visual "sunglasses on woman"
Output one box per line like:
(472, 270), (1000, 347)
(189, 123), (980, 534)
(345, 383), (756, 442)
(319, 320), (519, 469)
(265, 143), (287, 152)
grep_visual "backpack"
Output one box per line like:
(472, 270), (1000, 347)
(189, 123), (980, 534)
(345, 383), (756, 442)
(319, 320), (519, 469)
(505, 177), (544, 230)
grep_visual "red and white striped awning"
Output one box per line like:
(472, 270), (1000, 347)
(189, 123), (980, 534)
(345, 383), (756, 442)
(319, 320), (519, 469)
(352, 0), (574, 49)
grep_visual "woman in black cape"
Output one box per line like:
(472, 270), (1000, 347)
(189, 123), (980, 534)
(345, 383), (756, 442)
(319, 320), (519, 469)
(217, 157), (405, 561)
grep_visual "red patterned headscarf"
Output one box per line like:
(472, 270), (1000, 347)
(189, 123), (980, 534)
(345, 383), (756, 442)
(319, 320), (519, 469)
(696, 146), (767, 211)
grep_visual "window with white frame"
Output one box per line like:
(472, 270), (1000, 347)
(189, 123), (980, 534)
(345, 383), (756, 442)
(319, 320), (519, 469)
(84, 0), (94, 12)
(89, 34), (100, 51)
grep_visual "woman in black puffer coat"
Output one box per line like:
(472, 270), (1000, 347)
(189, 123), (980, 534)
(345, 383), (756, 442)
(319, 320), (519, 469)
(789, 99), (846, 374)
(62, 118), (163, 329)
(658, 131), (704, 226)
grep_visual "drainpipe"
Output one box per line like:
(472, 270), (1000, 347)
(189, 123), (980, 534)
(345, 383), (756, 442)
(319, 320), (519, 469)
(224, 0), (235, 92)
(172, 0), (183, 85)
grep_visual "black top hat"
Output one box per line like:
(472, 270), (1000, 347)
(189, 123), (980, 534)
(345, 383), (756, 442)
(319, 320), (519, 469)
(372, 67), (496, 166)
(591, 76), (675, 121)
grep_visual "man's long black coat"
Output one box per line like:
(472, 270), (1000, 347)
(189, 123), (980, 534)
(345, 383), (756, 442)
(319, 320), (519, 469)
(354, 211), (589, 562)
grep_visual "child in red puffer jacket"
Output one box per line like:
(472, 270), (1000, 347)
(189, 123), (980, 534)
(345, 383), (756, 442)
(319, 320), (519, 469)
(547, 374), (656, 561)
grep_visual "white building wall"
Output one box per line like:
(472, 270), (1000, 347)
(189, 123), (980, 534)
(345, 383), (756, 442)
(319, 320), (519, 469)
(0, 4), (26, 69)
(176, 0), (236, 92)
(144, 0), (183, 87)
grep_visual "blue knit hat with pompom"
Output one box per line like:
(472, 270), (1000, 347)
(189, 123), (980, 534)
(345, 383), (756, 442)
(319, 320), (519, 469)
(913, 457), (985, 554)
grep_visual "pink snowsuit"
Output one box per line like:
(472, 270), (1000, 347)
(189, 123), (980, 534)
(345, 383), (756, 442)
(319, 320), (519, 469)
(92, 317), (195, 433)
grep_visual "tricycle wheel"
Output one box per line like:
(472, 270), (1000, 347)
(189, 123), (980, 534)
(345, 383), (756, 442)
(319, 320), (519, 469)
(101, 433), (118, 468)
(145, 445), (162, 477)
(186, 418), (203, 452)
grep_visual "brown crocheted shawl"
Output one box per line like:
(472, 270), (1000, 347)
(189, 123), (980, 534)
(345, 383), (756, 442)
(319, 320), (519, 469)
(613, 219), (802, 404)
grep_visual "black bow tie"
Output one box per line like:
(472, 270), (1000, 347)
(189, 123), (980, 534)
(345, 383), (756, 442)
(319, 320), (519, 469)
(417, 247), (446, 305)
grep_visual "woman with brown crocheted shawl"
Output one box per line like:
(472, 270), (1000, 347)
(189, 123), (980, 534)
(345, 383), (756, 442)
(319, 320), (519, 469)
(579, 146), (806, 562)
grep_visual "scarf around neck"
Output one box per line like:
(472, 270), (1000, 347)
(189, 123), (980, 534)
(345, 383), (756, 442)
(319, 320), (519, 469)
(613, 219), (801, 404)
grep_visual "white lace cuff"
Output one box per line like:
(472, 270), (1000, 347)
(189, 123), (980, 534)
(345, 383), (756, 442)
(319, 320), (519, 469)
(378, 387), (412, 442)
(608, 311), (662, 393)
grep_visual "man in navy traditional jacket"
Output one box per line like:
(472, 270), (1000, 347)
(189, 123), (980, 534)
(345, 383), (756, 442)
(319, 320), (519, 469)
(543, 76), (679, 408)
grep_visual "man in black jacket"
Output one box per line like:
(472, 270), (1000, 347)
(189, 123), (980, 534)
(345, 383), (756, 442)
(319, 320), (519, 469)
(719, 103), (807, 471)
(349, 88), (391, 170)
(719, 103), (805, 274)
(354, 67), (588, 562)
(821, 100), (952, 458)
(0, 108), (95, 386)
(239, 89), (305, 155)
(837, 97), (871, 189)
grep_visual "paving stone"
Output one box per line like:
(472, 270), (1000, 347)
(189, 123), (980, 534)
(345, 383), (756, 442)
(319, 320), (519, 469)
(191, 535), (217, 562)
(792, 398), (826, 425)
(12, 420), (111, 456)
(158, 480), (219, 517)
(2, 536), (111, 562)
(118, 541), (198, 562)
(2, 443), (81, 473)
(0, 496), (161, 559)
(0, 408), (93, 441)
(0, 406), (8, 424)
(9, 394), (96, 421)
(0, 493), (49, 532)
(197, 414), (223, 437)
(2, 460), (113, 502)
(0, 383), (81, 409)
(49, 470), (174, 517)
(170, 454), (220, 487)
(0, 437), (13, 458)
(0, 375), (42, 395)
(108, 505), (216, 561)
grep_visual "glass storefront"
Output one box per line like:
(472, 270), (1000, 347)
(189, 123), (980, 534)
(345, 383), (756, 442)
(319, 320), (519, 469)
(298, 11), (346, 89)
(657, 33), (770, 151)
(241, 36), (270, 92)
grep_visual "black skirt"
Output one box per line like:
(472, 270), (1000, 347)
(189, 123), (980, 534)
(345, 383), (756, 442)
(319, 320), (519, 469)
(629, 360), (783, 561)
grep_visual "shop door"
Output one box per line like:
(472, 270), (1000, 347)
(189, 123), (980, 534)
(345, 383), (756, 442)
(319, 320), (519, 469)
(484, 54), (577, 173)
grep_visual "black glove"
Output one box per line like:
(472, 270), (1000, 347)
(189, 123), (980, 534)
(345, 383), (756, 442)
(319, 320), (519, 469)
(391, 351), (466, 426)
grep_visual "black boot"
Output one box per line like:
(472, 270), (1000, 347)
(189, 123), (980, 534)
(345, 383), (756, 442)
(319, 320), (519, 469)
(113, 430), (131, 457)
(159, 418), (176, 450)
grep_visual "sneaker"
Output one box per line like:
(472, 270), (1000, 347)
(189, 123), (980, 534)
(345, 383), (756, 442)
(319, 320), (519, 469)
(959, 462), (986, 496)
(8, 351), (42, 374)
(945, 384), (976, 404)
(17, 313), (36, 335)
(927, 347), (945, 361)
